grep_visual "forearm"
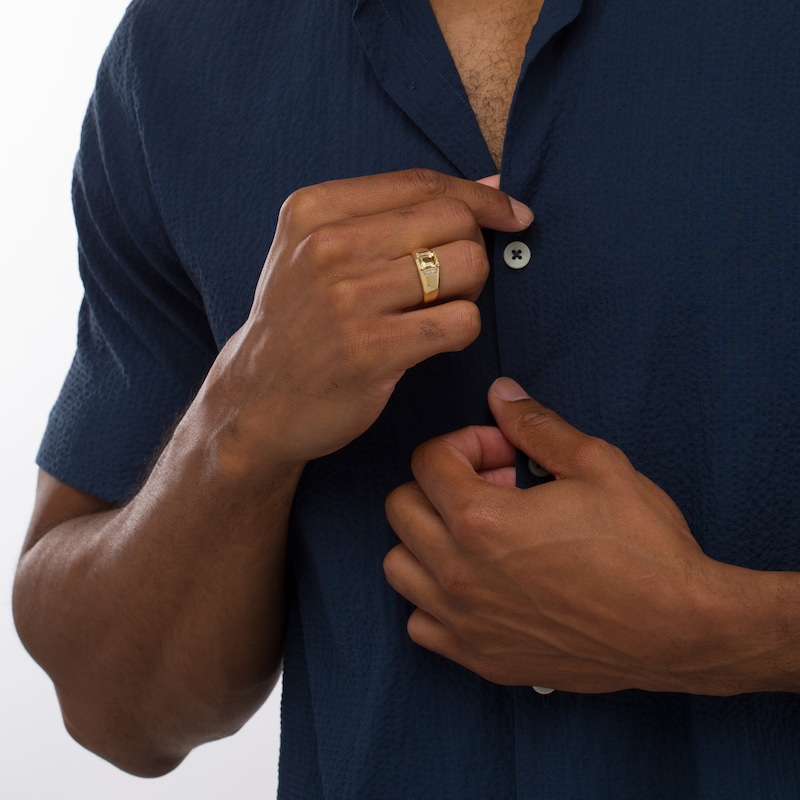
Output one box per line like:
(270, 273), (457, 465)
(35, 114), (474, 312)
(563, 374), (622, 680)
(14, 375), (302, 776)
(686, 560), (800, 696)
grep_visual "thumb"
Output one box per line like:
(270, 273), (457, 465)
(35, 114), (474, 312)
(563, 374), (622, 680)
(488, 377), (605, 480)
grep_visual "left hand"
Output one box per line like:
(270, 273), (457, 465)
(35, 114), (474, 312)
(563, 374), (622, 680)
(384, 377), (730, 694)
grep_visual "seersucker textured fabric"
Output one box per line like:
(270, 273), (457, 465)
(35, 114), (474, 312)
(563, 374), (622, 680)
(38, 0), (800, 797)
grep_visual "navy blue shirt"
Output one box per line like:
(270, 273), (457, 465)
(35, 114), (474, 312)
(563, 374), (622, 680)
(40, 0), (800, 797)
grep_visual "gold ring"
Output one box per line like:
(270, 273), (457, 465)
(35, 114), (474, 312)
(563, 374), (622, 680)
(412, 250), (440, 304)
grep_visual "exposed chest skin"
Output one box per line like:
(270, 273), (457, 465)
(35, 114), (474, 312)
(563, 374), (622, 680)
(430, 0), (545, 168)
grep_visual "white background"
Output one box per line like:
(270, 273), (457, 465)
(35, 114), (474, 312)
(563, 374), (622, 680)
(0, 2), (281, 797)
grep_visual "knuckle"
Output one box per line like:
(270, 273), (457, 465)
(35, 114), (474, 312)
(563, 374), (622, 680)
(401, 167), (449, 200)
(410, 437), (440, 477)
(406, 611), (428, 647)
(344, 321), (404, 377)
(516, 406), (561, 433)
(436, 197), (475, 234)
(300, 222), (349, 267)
(438, 561), (475, 600)
(324, 281), (359, 330)
(384, 487), (400, 520)
(448, 493), (496, 550)
(573, 436), (626, 471)
(461, 240), (490, 285)
(443, 302), (482, 348)
(384, 483), (414, 523)
(382, 546), (402, 582)
(278, 185), (317, 226)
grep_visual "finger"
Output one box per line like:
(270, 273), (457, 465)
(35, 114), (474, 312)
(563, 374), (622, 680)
(406, 608), (464, 661)
(488, 377), (625, 479)
(305, 196), (488, 269)
(288, 198), (491, 310)
(385, 484), (482, 602)
(308, 204), (490, 309)
(421, 425), (519, 475)
(382, 542), (452, 618)
(334, 297), (483, 383)
(298, 237), (485, 315)
(390, 241), (489, 309)
(476, 464), (518, 487)
(352, 196), (491, 254)
(281, 168), (534, 236)
(404, 426), (518, 522)
(364, 300), (480, 369)
(407, 609), (513, 688)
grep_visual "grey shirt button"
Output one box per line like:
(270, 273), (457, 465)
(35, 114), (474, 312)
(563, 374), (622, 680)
(503, 241), (531, 269)
(528, 458), (552, 479)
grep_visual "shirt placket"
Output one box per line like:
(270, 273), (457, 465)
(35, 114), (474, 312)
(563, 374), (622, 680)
(492, 0), (588, 796)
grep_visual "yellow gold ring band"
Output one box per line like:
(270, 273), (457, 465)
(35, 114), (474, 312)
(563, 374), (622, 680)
(412, 249), (440, 304)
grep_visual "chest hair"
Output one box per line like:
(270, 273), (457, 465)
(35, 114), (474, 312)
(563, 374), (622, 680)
(431, 1), (544, 168)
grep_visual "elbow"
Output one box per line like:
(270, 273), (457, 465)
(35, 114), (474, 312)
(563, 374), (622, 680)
(53, 666), (277, 778)
(13, 583), (186, 777)
(62, 704), (185, 778)
(59, 695), (189, 778)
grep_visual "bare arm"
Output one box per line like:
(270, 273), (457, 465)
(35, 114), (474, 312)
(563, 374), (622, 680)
(14, 391), (299, 776)
(13, 170), (533, 776)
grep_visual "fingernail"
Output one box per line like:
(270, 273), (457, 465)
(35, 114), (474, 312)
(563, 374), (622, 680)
(509, 198), (535, 227)
(491, 377), (531, 401)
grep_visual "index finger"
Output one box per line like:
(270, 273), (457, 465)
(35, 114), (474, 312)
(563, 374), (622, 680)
(285, 168), (534, 232)
(410, 425), (517, 516)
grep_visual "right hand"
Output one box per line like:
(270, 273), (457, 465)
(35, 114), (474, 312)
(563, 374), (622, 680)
(209, 168), (534, 467)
